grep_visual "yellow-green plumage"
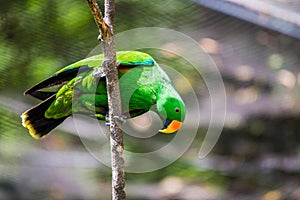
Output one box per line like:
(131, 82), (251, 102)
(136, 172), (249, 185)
(21, 51), (185, 139)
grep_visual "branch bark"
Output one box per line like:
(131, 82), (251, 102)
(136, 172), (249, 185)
(86, 1), (126, 199)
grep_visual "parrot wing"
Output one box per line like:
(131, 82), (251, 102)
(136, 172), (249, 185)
(24, 51), (154, 98)
(116, 51), (155, 74)
(21, 51), (160, 139)
(24, 65), (90, 97)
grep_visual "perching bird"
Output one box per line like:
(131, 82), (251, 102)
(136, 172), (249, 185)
(21, 51), (186, 139)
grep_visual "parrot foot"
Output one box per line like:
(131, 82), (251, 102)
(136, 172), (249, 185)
(113, 115), (127, 123)
(105, 115), (127, 127)
(93, 67), (106, 79)
(105, 114), (110, 126)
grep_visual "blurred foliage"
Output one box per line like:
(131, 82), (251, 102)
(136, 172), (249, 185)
(129, 161), (228, 187)
(0, 0), (96, 91)
(0, 0), (202, 92)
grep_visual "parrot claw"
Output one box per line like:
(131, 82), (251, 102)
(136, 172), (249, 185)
(105, 114), (110, 126)
(105, 115), (127, 127)
(105, 114), (109, 122)
(93, 67), (106, 78)
(114, 115), (127, 123)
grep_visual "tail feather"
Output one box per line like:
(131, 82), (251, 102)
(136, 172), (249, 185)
(21, 95), (67, 139)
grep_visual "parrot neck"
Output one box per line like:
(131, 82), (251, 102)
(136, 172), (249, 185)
(156, 84), (177, 119)
(157, 84), (181, 102)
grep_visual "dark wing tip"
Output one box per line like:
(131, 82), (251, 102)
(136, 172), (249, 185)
(24, 65), (90, 96)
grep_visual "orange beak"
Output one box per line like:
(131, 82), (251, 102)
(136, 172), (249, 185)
(159, 120), (182, 134)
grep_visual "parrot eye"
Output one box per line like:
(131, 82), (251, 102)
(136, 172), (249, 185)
(174, 107), (180, 113)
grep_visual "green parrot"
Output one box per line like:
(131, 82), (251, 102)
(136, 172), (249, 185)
(21, 51), (186, 139)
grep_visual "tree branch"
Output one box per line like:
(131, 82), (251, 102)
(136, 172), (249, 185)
(104, 0), (115, 33)
(86, 0), (126, 199)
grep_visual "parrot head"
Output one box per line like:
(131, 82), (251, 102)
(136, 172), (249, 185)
(157, 96), (186, 134)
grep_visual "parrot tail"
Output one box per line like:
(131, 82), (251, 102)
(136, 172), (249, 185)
(21, 95), (67, 139)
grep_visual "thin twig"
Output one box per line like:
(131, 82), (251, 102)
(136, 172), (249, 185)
(86, 0), (112, 40)
(86, 0), (126, 199)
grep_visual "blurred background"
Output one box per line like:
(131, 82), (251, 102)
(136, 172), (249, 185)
(1, 0), (300, 199)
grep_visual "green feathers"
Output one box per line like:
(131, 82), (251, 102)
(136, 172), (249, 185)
(21, 51), (185, 138)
